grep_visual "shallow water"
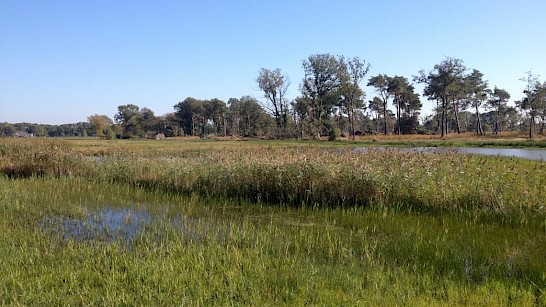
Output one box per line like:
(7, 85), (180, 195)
(354, 147), (546, 161)
(454, 147), (546, 161)
(40, 206), (228, 244)
(42, 208), (152, 243)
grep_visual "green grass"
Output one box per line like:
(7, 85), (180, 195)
(0, 177), (544, 305)
(0, 138), (545, 304)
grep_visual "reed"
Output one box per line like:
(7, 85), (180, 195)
(0, 138), (76, 177)
(75, 146), (546, 220)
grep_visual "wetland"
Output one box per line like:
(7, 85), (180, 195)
(0, 138), (545, 305)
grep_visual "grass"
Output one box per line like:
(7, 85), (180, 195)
(58, 131), (546, 154)
(0, 138), (545, 305)
(1, 177), (544, 305)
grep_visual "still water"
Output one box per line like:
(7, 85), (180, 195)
(354, 147), (546, 161)
(40, 207), (228, 244)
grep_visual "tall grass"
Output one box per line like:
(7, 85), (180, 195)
(78, 146), (546, 220)
(0, 138), (76, 177)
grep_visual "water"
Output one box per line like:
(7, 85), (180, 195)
(353, 147), (546, 161)
(40, 207), (228, 244)
(453, 147), (546, 161)
(42, 208), (152, 243)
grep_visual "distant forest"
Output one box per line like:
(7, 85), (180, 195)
(3, 55), (545, 139)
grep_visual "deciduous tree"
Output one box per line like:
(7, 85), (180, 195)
(301, 54), (346, 139)
(203, 98), (228, 136)
(340, 57), (370, 140)
(87, 114), (113, 137)
(368, 96), (384, 134)
(114, 104), (142, 138)
(257, 68), (290, 137)
(518, 72), (545, 138)
(227, 96), (273, 137)
(174, 98), (205, 136)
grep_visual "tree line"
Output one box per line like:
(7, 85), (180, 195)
(0, 122), (90, 138)
(2, 55), (545, 139)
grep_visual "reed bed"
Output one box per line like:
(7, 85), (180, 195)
(0, 138), (76, 177)
(2, 138), (545, 217)
(78, 146), (546, 220)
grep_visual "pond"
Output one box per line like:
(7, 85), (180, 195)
(354, 147), (546, 161)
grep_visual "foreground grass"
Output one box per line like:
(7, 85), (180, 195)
(0, 177), (544, 305)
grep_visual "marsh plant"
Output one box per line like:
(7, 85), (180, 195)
(0, 138), (545, 305)
(73, 145), (546, 219)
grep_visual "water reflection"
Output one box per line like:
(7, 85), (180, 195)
(41, 207), (227, 245)
(41, 208), (151, 243)
(353, 147), (546, 161)
(455, 147), (545, 161)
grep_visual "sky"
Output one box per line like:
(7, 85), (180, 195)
(1, 0), (545, 125)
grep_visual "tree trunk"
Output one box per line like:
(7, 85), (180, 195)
(529, 116), (534, 139)
(475, 105), (484, 135)
(274, 104), (281, 138)
(396, 103), (401, 135)
(494, 110), (501, 135)
(246, 115), (251, 137)
(349, 106), (356, 140)
(441, 104), (446, 138)
(436, 100), (441, 134)
(351, 115), (356, 140)
(383, 102), (388, 135)
(452, 101), (461, 134)
(440, 98), (448, 138)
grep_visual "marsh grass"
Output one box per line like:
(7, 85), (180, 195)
(1, 138), (545, 304)
(0, 138), (76, 177)
(70, 145), (546, 220)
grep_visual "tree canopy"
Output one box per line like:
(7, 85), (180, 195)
(1, 53), (537, 140)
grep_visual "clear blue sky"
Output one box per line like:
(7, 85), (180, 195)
(1, 0), (545, 124)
